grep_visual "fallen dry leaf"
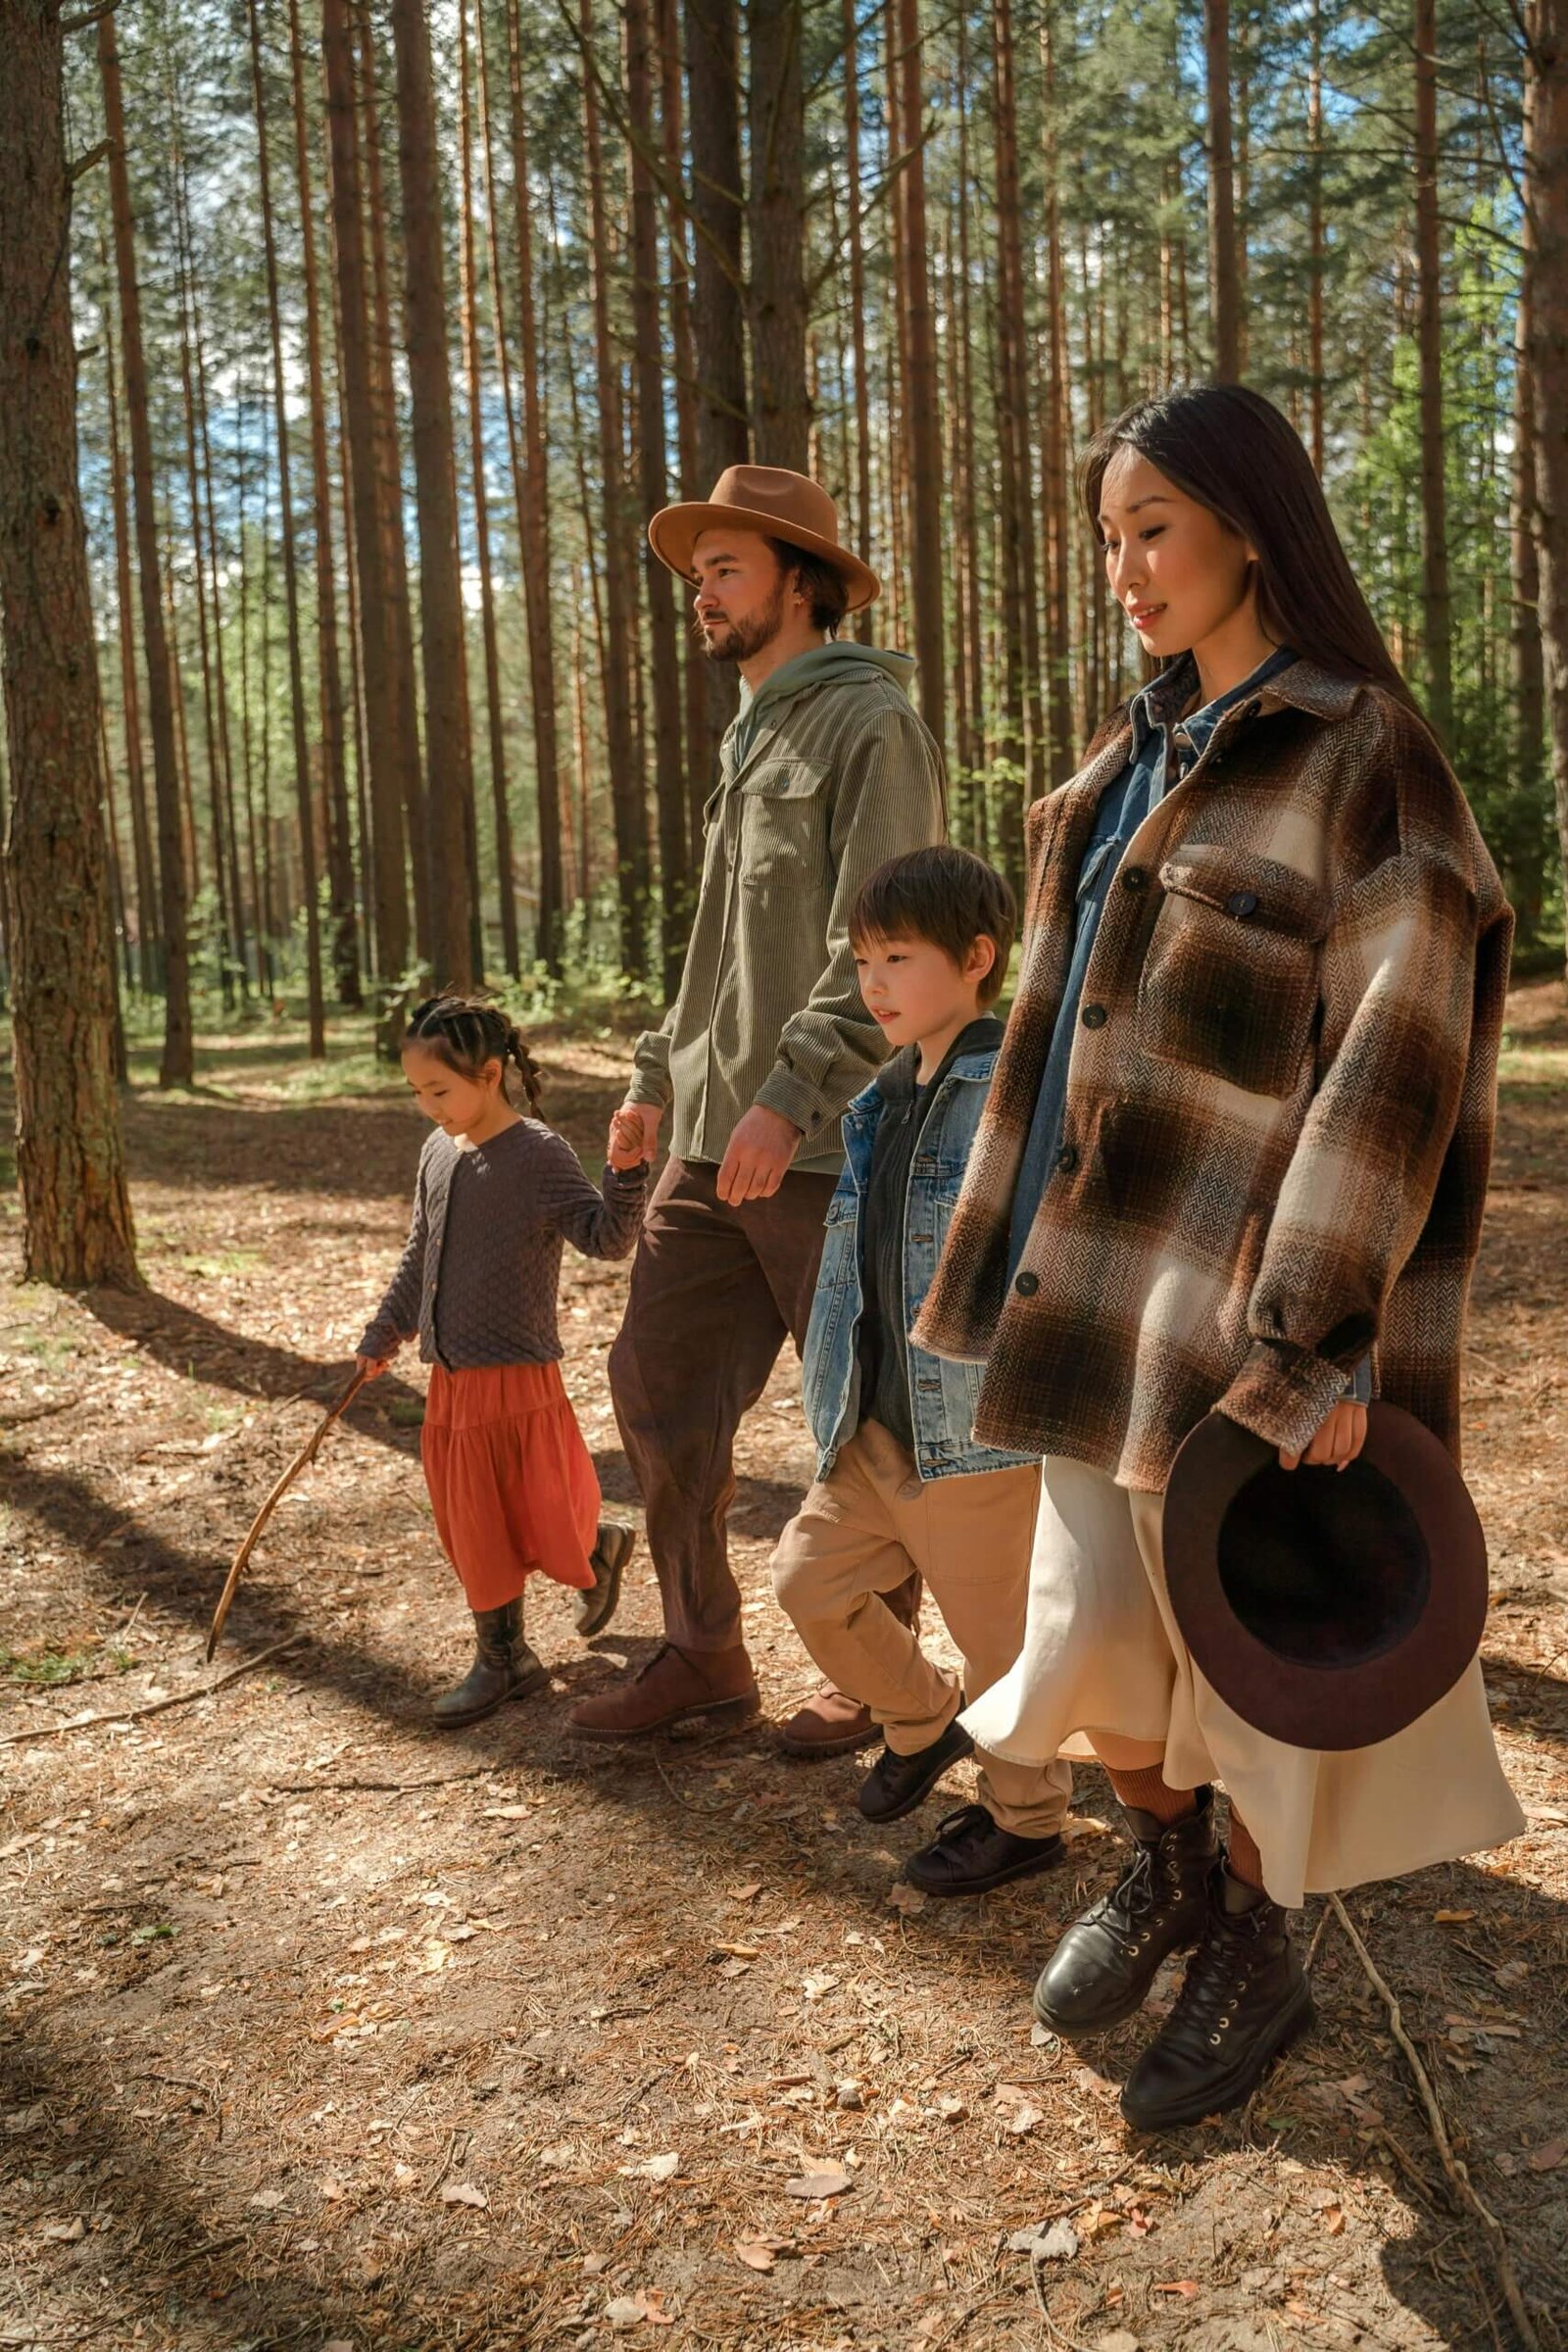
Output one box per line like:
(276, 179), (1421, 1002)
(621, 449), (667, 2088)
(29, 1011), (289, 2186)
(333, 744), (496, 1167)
(735, 2238), (781, 2272)
(439, 2181), (488, 2209)
(1434, 1908), (1477, 1924)
(620, 2151), (680, 2182)
(40, 2219), (85, 2242)
(887, 1883), (927, 1914)
(1152, 2280), (1200, 2298)
(729, 1883), (762, 1902)
(1527, 2139), (1567, 2173)
(993, 2083), (1046, 2136)
(1321, 2203), (1346, 2236)
(785, 2170), (853, 2199)
(801, 1970), (840, 2001)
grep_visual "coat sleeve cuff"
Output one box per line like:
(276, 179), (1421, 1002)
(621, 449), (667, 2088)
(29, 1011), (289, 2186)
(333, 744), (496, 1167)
(1214, 1339), (1355, 1457)
(754, 1064), (822, 1141)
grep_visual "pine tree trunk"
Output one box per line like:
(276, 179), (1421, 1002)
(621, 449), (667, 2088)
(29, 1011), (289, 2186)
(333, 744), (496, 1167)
(286, 0), (360, 1006)
(100, 14), (193, 1087)
(187, 262), (251, 1000)
(1307, 0), (1326, 474)
(2, 0), (139, 1285)
(458, 0), (519, 980)
(1040, 3), (1074, 779)
(492, 0), (565, 972)
(748, 0), (808, 466)
(103, 298), (160, 994)
(248, 0), (326, 1055)
(990, 0), (1044, 868)
(1524, 0), (1568, 974)
(323, 0), (410, 1018)
(581, 0), (650, 977)
(1414, 0), (1454, 747)
(390, 0), (478, 992)
(1512, 48), (1547, 935)
(657, 0), (710, 869)
(685, 0), (746, 774)
(842, 0), (874, 648)
(1204, 0), (1242, 380)
(629, 0), (690, 992)
(896, 0), (946, 748)
(358, 0), (430, 966)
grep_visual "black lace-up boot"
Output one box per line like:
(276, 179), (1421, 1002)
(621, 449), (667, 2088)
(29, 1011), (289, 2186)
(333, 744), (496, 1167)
(1032, 1786), (1217, 2034)
(431, 1599), (549, 1729)
(1119, 1864), (1313, 2132)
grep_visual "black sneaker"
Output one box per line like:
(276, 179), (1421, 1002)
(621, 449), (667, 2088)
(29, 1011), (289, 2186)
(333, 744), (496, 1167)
(905, 1803), (1065, 1896)
(1033, 1786), (1217, 2034)
(857, 1715), (973, 1825)
(1120, 1864), (1314, 2132)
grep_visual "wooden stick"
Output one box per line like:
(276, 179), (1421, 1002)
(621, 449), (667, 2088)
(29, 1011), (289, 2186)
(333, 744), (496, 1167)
(205, 1367), (368, 1659)
(1328, 1894), (1540, 2352)
(0, 1636), (303, 1747)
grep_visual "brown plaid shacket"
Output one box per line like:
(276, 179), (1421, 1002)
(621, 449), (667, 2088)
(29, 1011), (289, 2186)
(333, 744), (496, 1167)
(912, 656), (1511, 1489)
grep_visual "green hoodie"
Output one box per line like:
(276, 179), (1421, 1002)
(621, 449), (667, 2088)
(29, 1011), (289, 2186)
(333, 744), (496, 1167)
(629, 639), (946, 1174)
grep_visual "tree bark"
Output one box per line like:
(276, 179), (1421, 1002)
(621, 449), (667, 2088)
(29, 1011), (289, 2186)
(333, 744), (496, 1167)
(357, 0), (429, 966)
(492, 0), (565, 971)
(1040, 3), (1074, 778)
(581, 0), (650, 977)
(1524, 0), (1568, 973)
(629, 0), (692, 993)
(990, 0), (1044, 868)
(1203, 0), (1242, 380)
(1414, 0), (1454, 747)
(896, 0), (946, 748)
(685, 0), (746, 774)
(322, 0), (411, 1015)
(99, 13), (193, 1086)
(247, 0), (327, 1055)
(1511, 38), (1546, 935)
(459, 0), (519, 980)
(1307, 0), (1326, 474)
(288, 0), (360, 1005)
(102, 292), (159, 994)
(390, 0), (478, 992)
(1, 0), (138, 1286)
(657, 0), (710, 869)
(747, 0), (808, 466)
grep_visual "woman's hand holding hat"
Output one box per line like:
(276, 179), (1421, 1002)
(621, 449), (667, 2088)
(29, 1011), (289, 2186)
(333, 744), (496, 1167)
(1279, 1398), (1368, 1474)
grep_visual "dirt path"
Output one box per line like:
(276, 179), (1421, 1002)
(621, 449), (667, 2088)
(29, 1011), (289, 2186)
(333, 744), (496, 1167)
(2, 989), (1566, 2352)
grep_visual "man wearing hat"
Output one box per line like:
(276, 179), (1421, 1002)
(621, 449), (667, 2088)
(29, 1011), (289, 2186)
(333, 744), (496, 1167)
(568, 467), (946, 1743)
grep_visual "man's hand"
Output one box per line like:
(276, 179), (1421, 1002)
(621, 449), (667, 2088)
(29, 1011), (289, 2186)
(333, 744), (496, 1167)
(611, 1100), (662, 1166)
(1280, 1400), (1368, 1472)
(716, 1104), (802, 1205)
(608, 1107), (653, 1171)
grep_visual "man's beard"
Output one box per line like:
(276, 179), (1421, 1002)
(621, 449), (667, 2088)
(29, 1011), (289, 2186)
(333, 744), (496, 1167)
(696, 576), (788, 665)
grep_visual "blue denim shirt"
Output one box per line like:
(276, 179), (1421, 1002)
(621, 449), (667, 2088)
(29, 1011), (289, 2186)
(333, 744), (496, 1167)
(803, 1040), (1037, 1482)
(1006, 648), (1298, 1282)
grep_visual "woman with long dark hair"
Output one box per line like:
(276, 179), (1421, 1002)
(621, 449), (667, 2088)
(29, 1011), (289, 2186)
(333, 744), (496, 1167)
(914, 384), (1522, 2130)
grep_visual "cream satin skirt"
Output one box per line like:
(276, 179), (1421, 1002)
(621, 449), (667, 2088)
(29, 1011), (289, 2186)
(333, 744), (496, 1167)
(960, 1455), (1525, 1908)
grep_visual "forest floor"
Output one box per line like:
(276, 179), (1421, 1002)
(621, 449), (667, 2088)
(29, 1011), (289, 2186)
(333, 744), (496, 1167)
(2, 983), (1566, 2352)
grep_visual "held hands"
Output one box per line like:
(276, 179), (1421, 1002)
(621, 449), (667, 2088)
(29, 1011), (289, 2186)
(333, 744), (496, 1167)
(1279, 1399), (1368, 1473)
(609, 1101), (662, 1169)
(716, 1104), (803, 1205)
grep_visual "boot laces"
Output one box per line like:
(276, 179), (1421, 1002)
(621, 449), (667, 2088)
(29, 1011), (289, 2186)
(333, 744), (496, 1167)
(1165, 1903), (1265, 2043)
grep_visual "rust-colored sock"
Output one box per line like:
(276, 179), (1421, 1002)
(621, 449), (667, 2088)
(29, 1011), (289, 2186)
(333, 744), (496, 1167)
(1226, 1809), (1265, 1890)
(1104, 1764), (1197, 1827)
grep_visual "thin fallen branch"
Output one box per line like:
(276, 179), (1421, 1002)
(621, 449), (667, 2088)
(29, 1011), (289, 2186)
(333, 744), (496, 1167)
(0, 1637), (303, 1747)
(267, 1769), (494, 1795)
(1328, 1894), (1540, 2352)
(1028, 2262), (1100, 2352)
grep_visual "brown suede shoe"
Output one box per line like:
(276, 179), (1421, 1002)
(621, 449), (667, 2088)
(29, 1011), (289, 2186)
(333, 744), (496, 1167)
(567, 1642), (760, 1741)
(777, 1682), (883, 1759)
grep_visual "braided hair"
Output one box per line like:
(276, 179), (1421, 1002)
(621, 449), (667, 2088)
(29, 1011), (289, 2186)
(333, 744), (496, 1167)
(403, 994), (545, 1115)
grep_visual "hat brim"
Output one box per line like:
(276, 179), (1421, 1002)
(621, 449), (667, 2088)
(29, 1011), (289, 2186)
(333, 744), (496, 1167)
(1162, 1402), (1489, 1751)
(648, 501), (880, 613)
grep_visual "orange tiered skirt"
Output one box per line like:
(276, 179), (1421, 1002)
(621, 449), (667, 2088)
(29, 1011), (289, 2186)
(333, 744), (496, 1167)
(421, 1361), (600, 1610)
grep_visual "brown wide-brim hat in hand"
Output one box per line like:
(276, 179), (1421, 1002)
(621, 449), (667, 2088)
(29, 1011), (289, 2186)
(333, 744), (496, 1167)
(1161, 1401), (1490, 1752)
(648, 465), (880, 613)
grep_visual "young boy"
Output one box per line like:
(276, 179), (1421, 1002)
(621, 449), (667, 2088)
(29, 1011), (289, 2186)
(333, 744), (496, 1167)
(771, 846), (1072, 1893)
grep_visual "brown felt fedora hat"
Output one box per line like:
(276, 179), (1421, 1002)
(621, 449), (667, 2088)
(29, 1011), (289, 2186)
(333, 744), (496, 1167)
(1162, 1402), (1489, 1752)
(648, 466), (880, 612)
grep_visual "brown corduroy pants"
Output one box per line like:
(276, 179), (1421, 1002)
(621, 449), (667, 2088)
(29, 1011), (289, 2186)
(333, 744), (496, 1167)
(610, 1155), (919, 1655)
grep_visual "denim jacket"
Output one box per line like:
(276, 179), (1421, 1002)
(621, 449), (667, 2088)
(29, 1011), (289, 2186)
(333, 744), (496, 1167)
(802, 1042), (1036, 1483)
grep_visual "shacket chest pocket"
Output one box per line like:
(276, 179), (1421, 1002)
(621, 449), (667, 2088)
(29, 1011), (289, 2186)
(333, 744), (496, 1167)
(1136, 844), (1331, 1099)
(737, 758), (831, 890)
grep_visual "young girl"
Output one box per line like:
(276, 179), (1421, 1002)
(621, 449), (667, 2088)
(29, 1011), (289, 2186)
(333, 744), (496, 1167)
(358, 995), (651, 1727)
(914, 385), (1522, 2130)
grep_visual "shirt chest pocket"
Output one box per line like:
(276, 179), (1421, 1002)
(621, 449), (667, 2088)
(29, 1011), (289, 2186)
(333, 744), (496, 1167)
(738, 758), (831, 888)
(1136, 846), (1330, 1099)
